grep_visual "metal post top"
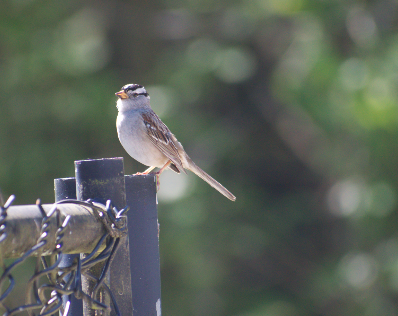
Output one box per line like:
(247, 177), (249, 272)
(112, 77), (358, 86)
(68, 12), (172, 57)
(75, 157), (124, 162)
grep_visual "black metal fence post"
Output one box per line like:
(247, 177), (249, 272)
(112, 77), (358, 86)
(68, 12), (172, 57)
(75, 158), (133, 316)
(1, 157), (163, 315)
(54, 177), (83, 316)
(125, 174), (161, 316)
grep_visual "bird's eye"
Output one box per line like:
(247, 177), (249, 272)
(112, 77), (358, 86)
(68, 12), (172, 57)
(125, 89), (136, 95)
(126, 90), (136, 96)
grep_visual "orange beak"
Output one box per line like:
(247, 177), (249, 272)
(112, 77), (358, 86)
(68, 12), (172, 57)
(115, 90), (128, 99)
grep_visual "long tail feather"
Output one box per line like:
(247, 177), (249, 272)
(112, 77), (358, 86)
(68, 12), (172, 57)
(186, 159), (236, 201)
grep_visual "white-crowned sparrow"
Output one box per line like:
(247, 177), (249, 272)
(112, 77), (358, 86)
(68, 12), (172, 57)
(115, 83), (236, 201)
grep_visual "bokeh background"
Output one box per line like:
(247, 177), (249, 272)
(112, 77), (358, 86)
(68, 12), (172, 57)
(2, 0), (398, 315)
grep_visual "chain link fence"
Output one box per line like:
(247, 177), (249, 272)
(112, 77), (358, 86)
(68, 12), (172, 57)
(0, 158), (161, 316)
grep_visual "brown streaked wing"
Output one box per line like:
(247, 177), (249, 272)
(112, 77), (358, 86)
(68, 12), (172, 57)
(141, 111), (185, 173)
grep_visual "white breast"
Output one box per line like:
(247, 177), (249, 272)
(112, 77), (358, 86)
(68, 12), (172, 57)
(116, 110), (169, 168)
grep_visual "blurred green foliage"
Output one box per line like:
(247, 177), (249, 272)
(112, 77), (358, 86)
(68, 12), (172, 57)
(2, 0), (398, 315)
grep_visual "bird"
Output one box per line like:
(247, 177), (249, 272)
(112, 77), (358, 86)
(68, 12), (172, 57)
(115, 83), (236, 201)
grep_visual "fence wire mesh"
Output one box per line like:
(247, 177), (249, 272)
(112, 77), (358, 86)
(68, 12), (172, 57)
(0, 191), (129, 316)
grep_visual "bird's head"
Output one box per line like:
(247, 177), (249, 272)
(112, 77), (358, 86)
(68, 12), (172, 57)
(115, 83), (150, 111)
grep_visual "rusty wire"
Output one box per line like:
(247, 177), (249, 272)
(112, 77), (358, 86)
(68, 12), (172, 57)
(0, 191), (129, 316)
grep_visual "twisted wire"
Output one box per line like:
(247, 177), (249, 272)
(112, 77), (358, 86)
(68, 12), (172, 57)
(0, 195), (127, 316)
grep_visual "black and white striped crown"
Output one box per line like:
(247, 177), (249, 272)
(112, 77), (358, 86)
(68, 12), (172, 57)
(122, 84), (149, 97)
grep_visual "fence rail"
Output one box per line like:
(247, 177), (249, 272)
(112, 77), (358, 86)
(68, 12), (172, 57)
(0, 200), (115, 258)
(0, 158), (162, 316)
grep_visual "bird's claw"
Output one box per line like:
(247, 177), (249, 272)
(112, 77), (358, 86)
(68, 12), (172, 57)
(134, 172), (148, 175)
(156, 173), (160, 192)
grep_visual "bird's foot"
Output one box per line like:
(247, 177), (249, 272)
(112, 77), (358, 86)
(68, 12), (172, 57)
(134, 166), (156, 176)
(155, 173), (160, 192)
(133, 170), (160, 191)
(153, 161), (172, 192)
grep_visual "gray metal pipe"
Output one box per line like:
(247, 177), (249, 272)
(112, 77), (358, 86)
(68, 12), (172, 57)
(1, 203), (106, 258)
